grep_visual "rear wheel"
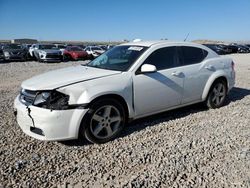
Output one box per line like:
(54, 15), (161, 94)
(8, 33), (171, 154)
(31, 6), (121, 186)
(206, 80), (227, 108)
(80, 99), (126, 144)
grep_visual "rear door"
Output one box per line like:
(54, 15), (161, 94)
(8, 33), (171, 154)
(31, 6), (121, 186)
(177, 46), (211, 103)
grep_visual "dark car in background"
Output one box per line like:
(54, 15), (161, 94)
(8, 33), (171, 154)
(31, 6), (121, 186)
(2, 43), (28, 61)
(63, 46), (89, 61)
(217, 44), (232, 54)
(203, 44), (227, 55)
(226, 45), (239, 53)
(237, 45), (250, 53)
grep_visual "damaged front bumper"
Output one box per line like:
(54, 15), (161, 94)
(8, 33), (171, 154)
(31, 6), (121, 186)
(14, 96), (88, 141)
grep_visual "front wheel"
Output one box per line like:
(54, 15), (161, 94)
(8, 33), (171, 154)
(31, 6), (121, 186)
(80, 99), (126, 144)
(206, 80), (227, 109)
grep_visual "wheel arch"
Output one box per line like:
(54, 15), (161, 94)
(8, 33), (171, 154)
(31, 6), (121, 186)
(87, 94), (130, 122)
(76, 93), (130, 140)
(202, 73), (229, 101)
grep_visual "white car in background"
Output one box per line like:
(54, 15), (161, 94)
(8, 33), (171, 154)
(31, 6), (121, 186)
(14, 41), (235, 144)
(29, 44), (36, 58)
(84, 46), (105, 59)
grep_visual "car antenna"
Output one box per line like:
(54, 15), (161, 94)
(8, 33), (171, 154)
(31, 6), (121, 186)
(184, 33), (190, 41)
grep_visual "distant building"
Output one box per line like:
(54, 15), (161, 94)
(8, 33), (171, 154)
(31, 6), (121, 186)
(11, 38), (38, 44)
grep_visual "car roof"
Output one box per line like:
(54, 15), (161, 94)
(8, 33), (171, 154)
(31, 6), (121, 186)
(120, 40), (204, 48)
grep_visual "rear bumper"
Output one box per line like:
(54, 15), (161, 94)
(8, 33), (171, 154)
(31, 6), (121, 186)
(14, 96), (88, 141)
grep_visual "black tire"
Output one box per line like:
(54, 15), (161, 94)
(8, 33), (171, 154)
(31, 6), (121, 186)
(64, 54), (72, 62)
(206, 80), (227, 109)
(79, 98), (126, 144)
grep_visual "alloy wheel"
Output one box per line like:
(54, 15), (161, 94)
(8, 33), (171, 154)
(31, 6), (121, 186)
(211, 83), (226, 106)
(90, 105), (122, 139)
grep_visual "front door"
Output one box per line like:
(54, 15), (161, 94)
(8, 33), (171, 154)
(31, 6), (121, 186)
(133, 46), (184, 117)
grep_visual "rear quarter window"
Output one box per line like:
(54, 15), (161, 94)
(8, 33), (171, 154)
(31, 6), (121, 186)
(179, 46), (208, 66)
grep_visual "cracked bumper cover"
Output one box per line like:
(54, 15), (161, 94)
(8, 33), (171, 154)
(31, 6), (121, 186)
(14, 96), (88, 141)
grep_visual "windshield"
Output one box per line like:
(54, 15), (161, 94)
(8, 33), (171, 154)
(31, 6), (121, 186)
(69, 46), (83, 51)
(39, 45), (57, 50)
(91, 47), (103, 51)
(57, 45), (65, 49)
(4, 44), (23, 49)
(87, 45), (148, 71)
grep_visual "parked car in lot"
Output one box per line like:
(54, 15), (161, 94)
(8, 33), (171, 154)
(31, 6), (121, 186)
(63, 46), (89, 61)
(226, 44), (239, 54)
(33, 44), (62, 62)
(14, 41), (235, 144)
(203, 44), (227, 55)
(237, 45), (250, 53)
(2, 43), (28, 61)
(84, 46), (105, 59)
(217, 44), (232, 54)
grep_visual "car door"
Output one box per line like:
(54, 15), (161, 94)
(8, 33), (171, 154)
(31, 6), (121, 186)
(176, 46), (211, 103)
(133, 46), (184, 117)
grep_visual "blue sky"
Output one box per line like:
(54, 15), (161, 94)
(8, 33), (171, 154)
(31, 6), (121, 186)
(0, 0), (250, 41)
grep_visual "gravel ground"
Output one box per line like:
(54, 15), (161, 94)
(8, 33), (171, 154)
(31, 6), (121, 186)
(0, 55), (249, 188)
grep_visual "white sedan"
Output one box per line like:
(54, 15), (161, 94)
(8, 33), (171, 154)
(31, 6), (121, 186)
(14, 41), (235, 143)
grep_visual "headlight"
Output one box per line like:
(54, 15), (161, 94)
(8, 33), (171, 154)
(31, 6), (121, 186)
(39, 51), (46, 56)
(4, 52), (10, 57)
(33, 90), (69, 110)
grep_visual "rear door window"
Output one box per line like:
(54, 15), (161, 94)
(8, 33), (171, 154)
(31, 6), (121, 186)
(178, 46), (208, 66)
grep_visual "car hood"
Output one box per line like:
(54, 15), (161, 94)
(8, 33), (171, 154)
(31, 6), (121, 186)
(21, 65), (121, 90)
(39, 49), (61, 53)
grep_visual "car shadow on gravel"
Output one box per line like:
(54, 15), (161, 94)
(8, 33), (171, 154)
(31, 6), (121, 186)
(225, 87), (250, 104)
(61, 87), (250, 146)
(122, 87), (250, 138)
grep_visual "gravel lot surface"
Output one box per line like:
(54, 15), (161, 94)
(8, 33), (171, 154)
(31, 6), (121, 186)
(0, 55), (250, 187)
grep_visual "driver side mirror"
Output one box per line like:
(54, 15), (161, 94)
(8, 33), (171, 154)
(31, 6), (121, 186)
(140, 64), (157, 73)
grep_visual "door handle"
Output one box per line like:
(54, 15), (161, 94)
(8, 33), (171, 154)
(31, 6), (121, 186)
(171, 71), (183, 76)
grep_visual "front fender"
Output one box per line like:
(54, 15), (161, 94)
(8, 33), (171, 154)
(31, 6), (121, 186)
(202, 70), (228, 101)
(58, 73), (135, 118)
(79, 84), (134, 118)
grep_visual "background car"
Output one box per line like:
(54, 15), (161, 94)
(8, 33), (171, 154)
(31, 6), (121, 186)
(2, 43), (28, 61)
(226, 44), (239, 53)
(203, 44), (227, 55)
(237, 44), (250, 53)
(84, 46), (105, 59)
(217, 44), (232, 54)
(63, 46), (89, 61)
(33, 44), (62, 62)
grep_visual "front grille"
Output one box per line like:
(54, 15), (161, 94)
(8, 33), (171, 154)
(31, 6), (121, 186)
(19, 89), (37, 105)
(10, 52), (22, 55)
(46, 54), (61, 59)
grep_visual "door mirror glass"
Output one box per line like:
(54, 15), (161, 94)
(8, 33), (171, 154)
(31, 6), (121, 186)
(141, 64), (157, 73)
